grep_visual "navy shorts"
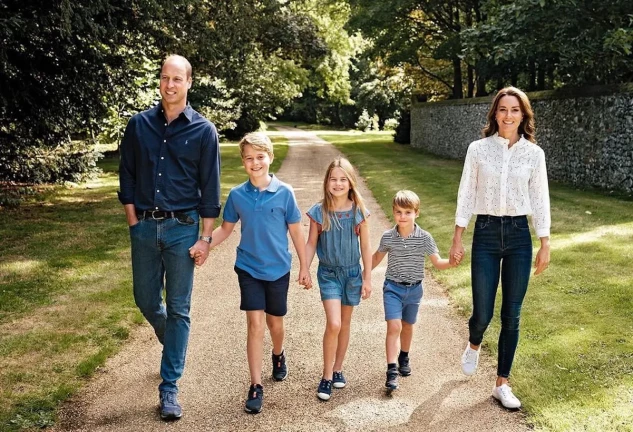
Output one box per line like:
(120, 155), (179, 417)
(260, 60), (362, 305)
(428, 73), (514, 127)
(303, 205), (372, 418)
(234, 266), (290, 316)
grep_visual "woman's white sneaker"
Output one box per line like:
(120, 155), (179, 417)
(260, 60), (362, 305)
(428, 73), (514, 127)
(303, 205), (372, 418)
(492, 384), (522, 409)
(460, 343), (480, 376)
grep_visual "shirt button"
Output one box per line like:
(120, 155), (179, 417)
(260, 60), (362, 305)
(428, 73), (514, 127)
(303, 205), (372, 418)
(157, 190), (160, 193)
(161, 157), (164, 160)
(158, 173), (162, 176)
(155, 207), (159, 210)
(164, 123), (167, 126)
(163, 140), (166, 143)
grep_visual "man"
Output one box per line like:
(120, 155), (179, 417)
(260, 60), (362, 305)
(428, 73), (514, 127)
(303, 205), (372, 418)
(118, 54), (220, 420)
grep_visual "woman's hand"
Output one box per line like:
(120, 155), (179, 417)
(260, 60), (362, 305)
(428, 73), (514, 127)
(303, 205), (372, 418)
(534, 238), (550, 275)
(450, 238), (465, 266)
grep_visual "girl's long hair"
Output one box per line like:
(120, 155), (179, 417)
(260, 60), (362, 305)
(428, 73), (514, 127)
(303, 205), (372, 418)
(483, 86), (536, 143)
(320, 157), (368, 232)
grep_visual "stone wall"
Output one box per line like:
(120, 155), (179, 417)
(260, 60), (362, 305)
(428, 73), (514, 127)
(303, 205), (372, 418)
(411, 84), (633, 193)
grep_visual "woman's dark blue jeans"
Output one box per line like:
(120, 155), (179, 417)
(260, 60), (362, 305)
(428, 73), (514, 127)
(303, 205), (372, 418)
(469, 215), (533, 378)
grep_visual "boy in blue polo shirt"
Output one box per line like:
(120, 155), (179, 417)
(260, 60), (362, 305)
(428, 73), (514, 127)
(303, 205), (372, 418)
(371, 190), (462, 393)
(192, 132), (311, 414)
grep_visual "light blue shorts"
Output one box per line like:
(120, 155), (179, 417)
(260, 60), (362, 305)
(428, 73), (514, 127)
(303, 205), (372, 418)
(383, 279), (423, 324)
(317, 263), (363, 306)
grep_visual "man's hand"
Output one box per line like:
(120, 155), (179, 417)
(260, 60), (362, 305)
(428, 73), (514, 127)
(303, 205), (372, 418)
(189, 240), (211, 267)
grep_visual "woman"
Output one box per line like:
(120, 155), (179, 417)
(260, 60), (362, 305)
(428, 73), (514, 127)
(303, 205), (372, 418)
(450, 87), (551, 409)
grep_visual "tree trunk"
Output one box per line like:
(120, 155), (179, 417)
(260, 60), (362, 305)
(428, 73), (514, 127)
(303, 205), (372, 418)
(468, 64), (475, 97)
(547, 60), (555, 89)
(476, 60), (487, 96)
(537, 60), (546, 90)
(528, 58), (536, 91)
(453, 57), (463, 99)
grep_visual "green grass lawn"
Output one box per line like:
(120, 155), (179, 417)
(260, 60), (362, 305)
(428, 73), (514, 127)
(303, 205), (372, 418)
(317, 131), (633, 432)
(0, 138), (288, 431)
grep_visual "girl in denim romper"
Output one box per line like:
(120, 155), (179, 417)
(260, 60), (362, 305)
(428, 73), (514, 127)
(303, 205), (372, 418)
(305, 157), (372, 401)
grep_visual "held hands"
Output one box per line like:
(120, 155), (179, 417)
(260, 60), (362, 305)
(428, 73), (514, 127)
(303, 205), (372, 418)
(188, 241), (211, 267)
(361, 279), (372, 300)
(449, 250), (464, 267)
(298, 268), (312, 289)
(449, 240), (465, 266)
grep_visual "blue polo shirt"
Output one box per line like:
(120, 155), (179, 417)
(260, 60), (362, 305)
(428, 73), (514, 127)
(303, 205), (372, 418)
(223, 174), (302, 281)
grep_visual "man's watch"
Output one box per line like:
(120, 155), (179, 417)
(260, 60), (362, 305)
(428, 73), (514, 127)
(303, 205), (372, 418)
(199, 235), (212, 244)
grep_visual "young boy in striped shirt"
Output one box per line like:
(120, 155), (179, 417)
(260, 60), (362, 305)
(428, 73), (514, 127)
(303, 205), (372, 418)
(372, 190), (462, 392)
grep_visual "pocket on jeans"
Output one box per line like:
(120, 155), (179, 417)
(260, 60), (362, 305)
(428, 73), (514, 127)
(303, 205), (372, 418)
(513, 218), (530, 231)
(176, 215), (198, 226)
(129, 220), (142, 231)
(475, 219), (489, 230)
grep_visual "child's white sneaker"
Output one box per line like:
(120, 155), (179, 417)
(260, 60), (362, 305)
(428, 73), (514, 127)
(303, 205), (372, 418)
(492, 384), (521, 409)
(460, 343), (480, 376)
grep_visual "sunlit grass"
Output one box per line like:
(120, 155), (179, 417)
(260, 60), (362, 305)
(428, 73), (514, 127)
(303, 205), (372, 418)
(317, 132), (633, 432)
(0, 137), (288, 430)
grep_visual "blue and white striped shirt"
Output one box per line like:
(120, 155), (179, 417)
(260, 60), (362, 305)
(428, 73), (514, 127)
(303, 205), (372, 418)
(378, 224), (439, 284)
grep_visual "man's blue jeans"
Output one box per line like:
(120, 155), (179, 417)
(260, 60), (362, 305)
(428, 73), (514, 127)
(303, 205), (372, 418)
(129, 210), (199, 392)
(469, 215), (533, 378)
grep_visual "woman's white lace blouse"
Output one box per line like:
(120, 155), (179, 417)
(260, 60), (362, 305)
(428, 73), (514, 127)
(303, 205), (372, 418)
(455, 134), (551, 238)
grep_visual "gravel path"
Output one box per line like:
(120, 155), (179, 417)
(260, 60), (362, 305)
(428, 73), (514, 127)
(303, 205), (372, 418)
(55, 127), (530, 431)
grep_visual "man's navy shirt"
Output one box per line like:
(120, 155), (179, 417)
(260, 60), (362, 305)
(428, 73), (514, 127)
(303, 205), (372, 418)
(118, 103), (221, 218)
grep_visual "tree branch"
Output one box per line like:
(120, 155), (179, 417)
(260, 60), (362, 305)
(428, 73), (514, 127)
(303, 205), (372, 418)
(415, 57), (454, 91)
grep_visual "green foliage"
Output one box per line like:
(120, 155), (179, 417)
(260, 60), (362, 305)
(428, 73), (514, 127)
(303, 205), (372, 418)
(355, 109), (373, 131)
(347, 0), (467, 99)
(0, 141), (101, 185)
(1, 0), (328, 187)
(462, 0), (633, 89)
(348, 0), (633, 97)
(383, 117), (399, 131)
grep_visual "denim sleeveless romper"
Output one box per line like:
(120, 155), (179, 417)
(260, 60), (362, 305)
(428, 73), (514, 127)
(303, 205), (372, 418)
(307, 203), (368, 306)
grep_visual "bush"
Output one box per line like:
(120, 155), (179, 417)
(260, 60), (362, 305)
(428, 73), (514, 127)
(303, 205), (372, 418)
(0, 140), (101, 185)
(393, 109), (411, 144)
(384, 117), (399, 131)
(355, 109), (372, 131)
(371, 113), (380, 131)
(222, 111), (261, 140)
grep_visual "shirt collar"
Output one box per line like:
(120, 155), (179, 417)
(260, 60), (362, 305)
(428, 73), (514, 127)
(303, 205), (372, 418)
(390, 224), (423, 239)
(492, 132), (526, 148)
(154, 102), (194, 123)
(245, 174), (280, 193)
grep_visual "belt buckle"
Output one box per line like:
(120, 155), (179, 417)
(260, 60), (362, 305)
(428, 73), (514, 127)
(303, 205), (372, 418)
(151, 210), (165, 220)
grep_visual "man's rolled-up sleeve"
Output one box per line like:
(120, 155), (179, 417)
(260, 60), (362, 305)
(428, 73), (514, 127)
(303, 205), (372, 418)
(118, 118), (137, 205)
(198, 123), (222, 218)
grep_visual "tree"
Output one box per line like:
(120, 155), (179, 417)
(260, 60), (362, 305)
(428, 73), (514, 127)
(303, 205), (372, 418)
(347, 0), (483, 99)
(0, 0), (330, 184)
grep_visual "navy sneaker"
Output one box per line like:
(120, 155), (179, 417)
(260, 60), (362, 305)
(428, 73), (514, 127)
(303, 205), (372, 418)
(332, 371), (347, 388)
(159, 390), (182, 420)
(272, 350), (288, 381)
(398, 356), (411, 376)
(385, 368), (399, 392)
(317, 378), (332, 401)
(244, 384), (264, 414)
